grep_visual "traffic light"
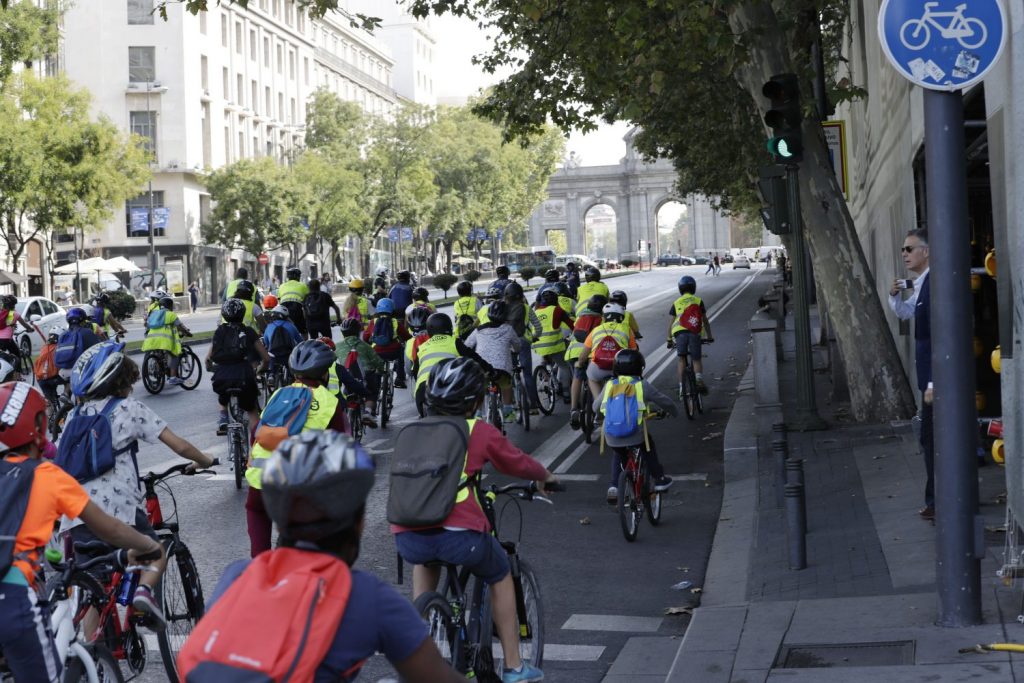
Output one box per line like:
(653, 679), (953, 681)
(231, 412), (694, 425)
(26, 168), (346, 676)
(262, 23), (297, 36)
(758, 166), (791, 236)
(762, 74), (804, 164)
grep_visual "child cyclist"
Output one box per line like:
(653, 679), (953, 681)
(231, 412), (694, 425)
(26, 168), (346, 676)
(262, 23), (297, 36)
(453, 280), (481, 340)
(595, 349), (675, 503)
(207, 299), (270, 435)
(464, 301), (521, 423)
(262, 304), (303, 378)
(140, 297), (192, 385)
(667, 275), (714, 395)
(405, 286), (436, 319)
(336, 318), (384, 421)
(531, 289), (574, 402)
(363, 298), (410, 389)
(609, 290), (642, 339)
(567, 295), (607, 429)
(575, 302), (638, 416)
(404, 306), (433, 387)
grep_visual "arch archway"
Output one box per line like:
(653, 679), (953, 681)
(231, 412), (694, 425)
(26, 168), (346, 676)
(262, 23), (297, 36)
(655, 199), (690, 258)
(582, 202), (618, 259)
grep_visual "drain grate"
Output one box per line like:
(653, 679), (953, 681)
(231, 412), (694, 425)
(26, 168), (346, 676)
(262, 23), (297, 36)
(775, 641), (916, 668)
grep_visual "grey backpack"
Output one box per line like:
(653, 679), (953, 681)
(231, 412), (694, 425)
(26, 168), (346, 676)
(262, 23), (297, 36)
(387, 417), (472, 527)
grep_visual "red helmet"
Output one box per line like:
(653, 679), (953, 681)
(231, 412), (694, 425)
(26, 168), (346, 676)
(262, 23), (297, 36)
(263, 294), (278, 309)
(318, 336), (336, 351)
(0, 382), (48, 452)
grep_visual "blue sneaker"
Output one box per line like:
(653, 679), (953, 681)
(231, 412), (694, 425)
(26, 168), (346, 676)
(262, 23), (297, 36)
(503, 662), (544, 683)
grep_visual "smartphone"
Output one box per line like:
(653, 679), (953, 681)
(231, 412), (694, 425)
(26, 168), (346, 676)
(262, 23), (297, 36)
(897, 278), (914, 290)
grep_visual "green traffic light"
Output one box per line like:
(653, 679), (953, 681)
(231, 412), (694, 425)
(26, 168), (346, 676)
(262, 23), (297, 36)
(767, 136), (800, 161)
(777, 139), (794, 158)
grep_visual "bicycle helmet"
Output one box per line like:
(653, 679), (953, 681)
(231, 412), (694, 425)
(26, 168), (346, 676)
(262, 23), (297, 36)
(406, 306), (431, 332)
(93, 292), (110, 305)
(504, 282), (524, 300)
(411, 287), (427, 302)
(538, 289), (559, 306)
(0, 382), (48, 452)
(65, 307), (87, 325)
(340, 317), (362, 337)
(263, 294), (279, 309)
(587, 295), (608, 312)
(221, 298), (246, 323)
(159, 297), (174, 310)
(584, 266), (600, 282)
(261, 430), (375, 542)
(484, 286), (504, 300)
(396, 271), (411, 283)
(71, 341), (127, 399)
(271, 304), (291, 319)
(348, 278), (364, 292)
(288, 340), (335, 379)
(602, 303), (625, 321)
(426, 357), (486, 416)
(149, 289), (166, 301)
(612, 348), (645, 377)
(456, 281), (473, 297)
(610, 290), (627, 307)
(678, 275), (697, 294)
(376, 267), (388, 277)
(495, 265), (510, 278)
(487, 299), (508, 322)
(565, 261), (579, 272)
(375, 298), (395, 315)
(1, 294), (16, 310)
(286, 266), (301, 279)
(307, 279), (321, 292)
(234, 279), (255, 300)
(544, 269), (560, 282)
(236, 267), (249, 280)
(426, 312), (453, 336)
(318, 336), (336, 351)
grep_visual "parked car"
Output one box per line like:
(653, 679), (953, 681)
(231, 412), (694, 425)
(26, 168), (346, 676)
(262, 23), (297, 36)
(14, 296), (67, 358)
(680, 256), (696, 265)
(722, 253), (735, 264)
(734, 255), (751, 269)
(657, 253), (684, 266)
(693, 255), (710, 265)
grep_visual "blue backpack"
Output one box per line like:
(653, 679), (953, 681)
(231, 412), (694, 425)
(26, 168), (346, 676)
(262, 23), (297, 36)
(54, 399), (139, 483)
(603, 378), (642, 440)
(55, 327), (87, 370)
(254, 386), (314, 453)
(371, 315), (395, 346)
(147, 309), (167, 328)
(0, 458), (40, 579)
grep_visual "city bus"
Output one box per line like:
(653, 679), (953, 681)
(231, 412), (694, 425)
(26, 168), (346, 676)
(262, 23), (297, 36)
(498, 246), (556, 274)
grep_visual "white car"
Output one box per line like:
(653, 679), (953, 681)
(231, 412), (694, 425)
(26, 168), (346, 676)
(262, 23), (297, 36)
(14, 296), (67, 357)
(733, 255), (752, 269)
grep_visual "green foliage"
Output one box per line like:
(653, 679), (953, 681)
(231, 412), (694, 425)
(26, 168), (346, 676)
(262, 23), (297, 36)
(518, 266), (536, 284)
(304, 89), (367, 153)
(0, 1), (59, 88)
(620, 259), (636, 268)
(106, 289), (136, 320)
(433, 273), (458, 296)
(464, 269), (482, 283)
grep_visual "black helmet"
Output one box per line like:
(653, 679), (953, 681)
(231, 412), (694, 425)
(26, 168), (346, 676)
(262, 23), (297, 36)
(456, 281), (473, 297)
(412, 286), (428, 301)
(1, 294), (16, 309)
(538, 289), (558, 306)
(221, 298), (246, 323)
(426, 312), (453, 336)
(565, 261), (579, 272)
(93, 292), (110, 305)
(504, 282), (524, 300)
(427, 357), (485, 416)
(678, 275), (697, 294)
(307, 278), (321, 291)
(340, 317), (362, 337)
(544, 269), (560, 282)
(613, 348), (646, 377)
(159, 296), (174, 310)
(47, 332), (59, 344)
(610, 290), (627, 306)
(286, 266), (301, 279)
(587, 294), (608, 312)
(396, 270), (411, 283)
(495, 265), (510, 278)
(261, 430), (375, 543)
(288, 339), (335, 379)
(235, 279), (255, 299)
(584, 266), (600, 282)
(487, 299), (508, 321)
(406, 306), (431, 332)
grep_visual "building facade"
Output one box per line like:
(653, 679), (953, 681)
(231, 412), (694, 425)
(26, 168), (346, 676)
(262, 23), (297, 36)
(345, 0), (437, 105)
(60, 0), (398, 303)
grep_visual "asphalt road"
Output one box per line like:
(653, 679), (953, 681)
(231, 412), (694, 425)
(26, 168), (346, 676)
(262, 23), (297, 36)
(126, 263), (768, 682)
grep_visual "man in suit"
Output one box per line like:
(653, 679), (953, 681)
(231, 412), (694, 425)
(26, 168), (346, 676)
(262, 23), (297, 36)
(888, 228), (933, 519)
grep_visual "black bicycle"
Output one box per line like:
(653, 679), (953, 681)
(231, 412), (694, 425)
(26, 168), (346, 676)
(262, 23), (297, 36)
(46, 380), (74, 442)
(510, 351), (530, 432)
(142, 341), (202, 395)
(412, 481), (564, 681)
(677, 339), (713, 420)
(225, 390), (249, 490)
(346, 394), (365, 443)
(580, 379), (596, 444)
(533, 356), (567, 416)
(377, 358), (396, 428)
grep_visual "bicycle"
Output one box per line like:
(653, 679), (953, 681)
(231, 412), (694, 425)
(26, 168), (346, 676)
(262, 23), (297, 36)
(579, 378), (595, 444)
(677, 339), (712, 420)
(225, 390), (249, 490)
(900, 2), (987, 51)
(533, 356), (567, 416)
(510, 351), (530, 432)
(45, 379), (75, 442)
(616, 410), (666, 542)
(412, 481), (564, 680)
(377, 358), (396, 428)
(346, 393), (366, 443)
(484, 374), (506, 435)
(141, 339), (202, 394)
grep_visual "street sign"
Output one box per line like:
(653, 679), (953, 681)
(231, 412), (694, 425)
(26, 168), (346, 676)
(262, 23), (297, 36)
(387, 227), (399, 243)
(257, 253), (269, 265)
(822, 121), (848, 198)
(878, 0), (1007, 91)
(400, 227), (414, 241)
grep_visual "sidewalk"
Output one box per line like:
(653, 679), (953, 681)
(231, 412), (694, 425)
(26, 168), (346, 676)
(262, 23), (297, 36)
(603, 294), (1022, 682)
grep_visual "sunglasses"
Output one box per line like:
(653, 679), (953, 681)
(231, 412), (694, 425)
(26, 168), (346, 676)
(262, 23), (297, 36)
(901, 245), (925, 253)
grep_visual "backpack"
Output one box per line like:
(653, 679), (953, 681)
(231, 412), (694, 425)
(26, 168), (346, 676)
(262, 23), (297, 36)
(34, 343), (59, 381)
(370, 315), (395, 346)
(54, 399), (139, 483)
(147, 308), (167, 329)
(211, 325), (250, 364)
(677, 299), (703, 334)
(387, 418), (472, 528)
(55, 327), (87, 370)
(177, 548), (355, 682)
(303, 292), (327, 319)
(268, 323), (297, 358)
(572, 314), (601, 343)
(600, 378), (649, 454)
(0, 458), (40, 580)
(254, 386), (314, 453)
(91, 306), (106, 328)
(456, 314), (476, 340)
(592, 331), (624, 370)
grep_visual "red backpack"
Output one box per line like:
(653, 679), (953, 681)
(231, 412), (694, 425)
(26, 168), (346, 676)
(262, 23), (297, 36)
(178, 548), (354, 682)
(677, 299), (703, 334)
(592, 330), (625, 370)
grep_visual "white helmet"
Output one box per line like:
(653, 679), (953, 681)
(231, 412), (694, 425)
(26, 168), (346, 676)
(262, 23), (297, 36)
(271, 304), (291, 319)
(376, 267), (388, 277)
(602, 303), (625, 321)
(150, 289), (167, 300)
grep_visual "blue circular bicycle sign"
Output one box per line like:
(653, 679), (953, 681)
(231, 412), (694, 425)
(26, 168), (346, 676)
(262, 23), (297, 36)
(878, 0), (1007, 91)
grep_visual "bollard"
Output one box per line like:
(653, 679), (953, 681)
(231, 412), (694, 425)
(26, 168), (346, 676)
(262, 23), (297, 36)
(771, 422), (787, 446)
(786, 459), (807, 529)
(785, 483), (807, 570)
(772, 442), (788, 507)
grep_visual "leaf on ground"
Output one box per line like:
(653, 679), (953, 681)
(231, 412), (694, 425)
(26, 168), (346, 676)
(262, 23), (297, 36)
(677, 566), (689, 572)
(690, 587), (703, 594)
(579, 517), (591, 525)
(702, 431), (723, 440)
(664, 606), (693, 616)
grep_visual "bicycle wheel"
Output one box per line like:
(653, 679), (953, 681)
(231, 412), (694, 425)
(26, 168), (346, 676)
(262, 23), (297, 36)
(50, 397), (72, 442)
(486, 391), (503, 433)
(63, 643), (126, 683)
(581, 387), (595, 444)
(642, 464), (662, 526)
(349, 406), (364, 443)
(515, 374), (530, 432)
(696, 385), (704, 415)
(380, 372), (393, 428)
(533, 365), (555, 415)
(230, 430), (245, 490)
(178, 347), (202, 390)
(141, 351), (165, 394)
(414, 591), (460, 669)
(156, 542), (204, 682)
(683, 370), (697, 420)
(617, 470), (640, 542)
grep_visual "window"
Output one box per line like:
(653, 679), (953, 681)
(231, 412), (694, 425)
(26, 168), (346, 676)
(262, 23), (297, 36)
(251, 80), (258, 112)
(278, 92), (284, 119)
(130, 111), (157, 156)
(236, 74), (244, 105)
(128, 0), (154, 24)
(303, 57), (309, 85)
(40, 299), (59, 316)
(221, 13), (228, 47)
(272, 0), (279, 17)
(128, 46), (155, 82)
(198, 10), (206, 34)
(276, 45), (282, 73)
(263, 37), (270, 67)
(25, 301), (42, 320)
(200, 55), (208, 90)
(289, 97), (295, 124)
(222, 67), (230, 100)
(253, 135), (259, 156)
(224, 124), (231, 162)
(125, 191), (166, 238)
(288, 50), (295, 79)
(265, 86), (271, 117)
(249, 30), (256, 60)
(235, 22), (242, 54)
(238, 131), (245, 158)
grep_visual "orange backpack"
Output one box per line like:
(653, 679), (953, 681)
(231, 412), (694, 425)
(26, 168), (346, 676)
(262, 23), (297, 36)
(34, 344), (59, 381)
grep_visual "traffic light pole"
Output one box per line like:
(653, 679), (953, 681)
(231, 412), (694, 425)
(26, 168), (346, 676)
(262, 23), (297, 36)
(924, 89), (980, 627)
(785, 164), (825, 431)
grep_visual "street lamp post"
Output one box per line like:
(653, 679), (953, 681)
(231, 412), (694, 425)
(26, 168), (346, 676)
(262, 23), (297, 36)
(147, 80), (157, 291)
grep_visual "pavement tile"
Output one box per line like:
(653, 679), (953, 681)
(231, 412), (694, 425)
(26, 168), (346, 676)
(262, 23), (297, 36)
(732, 602), (796, 671)
(677, 606), (748, 653)
(601, 637), (680, 679)
(764, 663), (1014, 681)
(665, 650), (735, 683)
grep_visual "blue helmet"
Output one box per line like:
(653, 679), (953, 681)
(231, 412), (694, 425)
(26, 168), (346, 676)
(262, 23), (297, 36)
(66, 307), (87, 325)
(678, 275), (697, 294)
(376, 297), (395, 314)
(71, 341), (127, 398)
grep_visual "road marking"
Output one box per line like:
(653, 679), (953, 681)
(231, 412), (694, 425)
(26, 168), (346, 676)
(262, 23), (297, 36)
(562, 614), (664, 633)
(668, 473), (709, 481)
(363, 437), (389, 450)
(531, 428), (583, 469)
(554, 440), (591, 474)
(551, 473), (600, 481)
(492, 643), (605, 662)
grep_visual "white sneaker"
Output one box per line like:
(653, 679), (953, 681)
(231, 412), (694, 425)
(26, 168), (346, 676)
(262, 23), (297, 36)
(606, 486), (618, 504)
(168, 377), (183, 386)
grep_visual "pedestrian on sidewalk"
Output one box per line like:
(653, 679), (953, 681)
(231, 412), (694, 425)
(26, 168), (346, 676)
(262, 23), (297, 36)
(704, 257), (715, 277)
(188, 281), (199, 313)
(888, 228), (933, 520)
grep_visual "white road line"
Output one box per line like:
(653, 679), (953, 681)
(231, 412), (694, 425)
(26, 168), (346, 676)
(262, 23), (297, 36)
(668, 473), (709, 481)
(492, 643), (606, 662)
(362, 437), (389, 450)
(551, 473), (600, 481)
(554, 440), (591, 474)
(561, 614), (664, 633)
(531, 428), (583, 469)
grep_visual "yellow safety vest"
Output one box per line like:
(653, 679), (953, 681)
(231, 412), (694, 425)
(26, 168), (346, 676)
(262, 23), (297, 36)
(532, 306), (568, 357)
(558, 295), (576, 316)
(575, 282), (610, 313)
(588, 321), (631, 359)
(477, 306), (491, 325)
(454, 296), (480, 320)
(624, 311), (640, 336)
(404, 333), (424, 369)
(141, 311), (181, 354)
(564, 312), (601, 362)
(246, 383), (338, 489)
(453, 418), (479, 507)
(415, 334), (459, 390)
(225, 279), (254, 301)
(277, 280), (308, 305)
(327, 363), (341, 396)
(670, 294), (704, 336)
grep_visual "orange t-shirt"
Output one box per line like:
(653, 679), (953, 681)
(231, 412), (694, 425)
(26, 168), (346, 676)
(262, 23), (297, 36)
(6, 455), (89, 585)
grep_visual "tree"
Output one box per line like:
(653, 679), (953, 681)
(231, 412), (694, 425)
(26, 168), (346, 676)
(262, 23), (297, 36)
(292, 149), (366, 274)
(433, 273), (457, 297)
(202, 157), (304, 258)
(0, 1), (59, 88)
(403, 0), (914, 422)
(518, 266), (536, 285)
(546, 229), (567, 255)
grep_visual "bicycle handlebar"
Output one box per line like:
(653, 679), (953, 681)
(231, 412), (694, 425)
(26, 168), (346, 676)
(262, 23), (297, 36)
(141, 458), (219, 483)
(487, 480), (567, 499)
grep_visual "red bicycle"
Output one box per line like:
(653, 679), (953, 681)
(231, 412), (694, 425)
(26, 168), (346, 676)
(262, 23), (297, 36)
(616, 412), (665, 542)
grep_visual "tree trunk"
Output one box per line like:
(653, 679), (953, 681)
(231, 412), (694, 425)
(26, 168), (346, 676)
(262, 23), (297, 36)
(728, 1), (917, 422)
